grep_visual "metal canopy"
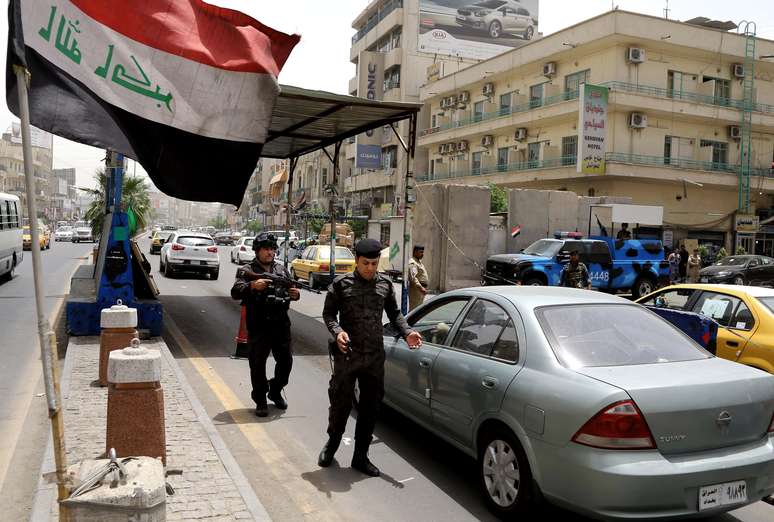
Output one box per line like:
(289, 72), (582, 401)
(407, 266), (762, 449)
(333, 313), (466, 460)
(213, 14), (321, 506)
(262, 85), (421, 159)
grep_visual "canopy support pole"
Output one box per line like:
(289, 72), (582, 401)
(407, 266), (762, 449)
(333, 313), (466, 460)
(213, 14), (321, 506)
(284, 157), (298, 268)
(326, 141), (343, 283)
(392, 114), (417, 314)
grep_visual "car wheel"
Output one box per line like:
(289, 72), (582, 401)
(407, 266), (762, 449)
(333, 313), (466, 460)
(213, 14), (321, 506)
(523, 277), (543, 286)
(231, 251), (236, 264)
(2, 257), (15, 282)
(733, 275), (745, 286)
(524, 25), (534, 40)
(210, 270), (219, 281)
(164, 261), (174, 278)
(308, 273), (316, 289)
(633, 276), (656, 299)
(489, 20), (502, 38)
(478, 427), (533, 517)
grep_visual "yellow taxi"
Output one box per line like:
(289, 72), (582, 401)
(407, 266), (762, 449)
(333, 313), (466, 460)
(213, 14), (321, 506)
(22, 224), (51, 250)
(637, 284), (774, 374)
(149, 230), (174, 255)
(290, 245), (356, 289)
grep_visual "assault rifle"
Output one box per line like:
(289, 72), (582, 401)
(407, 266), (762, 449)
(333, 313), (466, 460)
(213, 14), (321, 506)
(239, 267), (321, 294)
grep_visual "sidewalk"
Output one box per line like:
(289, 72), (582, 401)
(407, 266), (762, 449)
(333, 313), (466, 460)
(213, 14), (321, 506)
(30, 336), (269, 521)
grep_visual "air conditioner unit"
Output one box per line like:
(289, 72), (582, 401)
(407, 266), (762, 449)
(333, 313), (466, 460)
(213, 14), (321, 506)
(543, 62), (557, 77)
(481, 135), (494, 147)
(627, 47), (646, 64)
(483, 82), (495, 96)
(514, 128), (528, 141)
(458, 91), (470, 103)
(629, 112), (647, 128)
(732, 63), (745, 79)
(457, 140), (469, 152)
(728, 125), (742, 140)
(439, 97), (449, 109)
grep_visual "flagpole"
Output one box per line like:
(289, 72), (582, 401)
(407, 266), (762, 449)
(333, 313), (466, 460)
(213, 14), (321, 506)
(14, 65), (70, 519)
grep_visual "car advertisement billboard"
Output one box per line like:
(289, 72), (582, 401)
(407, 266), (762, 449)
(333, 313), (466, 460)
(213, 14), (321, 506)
(418, 0), (539, 60)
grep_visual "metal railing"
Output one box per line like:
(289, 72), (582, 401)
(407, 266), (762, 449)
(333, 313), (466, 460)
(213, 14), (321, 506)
(416, 156), (577, 182)
(603, 81), (742, 110)
(605, 152), (774, 178)
(351, 0), (402, 44)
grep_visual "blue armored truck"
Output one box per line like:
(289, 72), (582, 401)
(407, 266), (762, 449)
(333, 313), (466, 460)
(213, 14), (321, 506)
(483, 233), (670, 298)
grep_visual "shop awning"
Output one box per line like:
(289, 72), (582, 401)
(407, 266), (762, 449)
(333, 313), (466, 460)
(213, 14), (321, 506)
(262, 85), (421, 159)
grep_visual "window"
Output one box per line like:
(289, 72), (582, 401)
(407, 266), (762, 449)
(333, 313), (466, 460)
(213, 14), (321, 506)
(527, 142), (541, 167)
(473, 101), (484, 122)
(452, 300), (511, 356)
(430, 159), (435, 178)
(587, 241), (612, 264)
(317, 246), (356, 260)
(732, 302), (755, 331)
(177, 236), (215, 247)
(383, 145), (398, 169)
(667, 71), (687, 98)
(561, 136), (577, 166)
(700, 140), (727, 168)
(0, 201), (7, 230)
(410, 298), (469, 345)
(472, 151), (483, 175)
(664, 136), (694, 166)
(321, 167), (328, 187)
(538, 304), (710, 368)
(499, 93), (511, 116)
(305, 247), (317, 260)
(384, 66), (401, 91)
(640, 288), (696, 310)
(431, 114), (437, 128)
(517, 7), (530, 16)
(492, 320), (519, 362)
(691, 292), (742, 327)
(380, 223), (390, 246)
(497, 147), (509, 171)
(564, 69), (590, 94)
(529, 83), (544, 108)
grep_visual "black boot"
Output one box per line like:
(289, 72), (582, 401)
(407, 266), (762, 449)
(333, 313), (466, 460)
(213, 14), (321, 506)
(351, 441), (380, 477)
(318, 436), (341, 467)
(267, 380), (288, 410)
(255, 398), (268, 417)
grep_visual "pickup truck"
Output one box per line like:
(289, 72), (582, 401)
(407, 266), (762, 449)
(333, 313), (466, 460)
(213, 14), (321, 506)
(482, 235), (670, 298)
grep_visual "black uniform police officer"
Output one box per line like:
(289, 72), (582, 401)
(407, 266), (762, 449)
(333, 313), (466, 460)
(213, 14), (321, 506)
(318, 238), (422, 476)
(230, 232), (300, 417)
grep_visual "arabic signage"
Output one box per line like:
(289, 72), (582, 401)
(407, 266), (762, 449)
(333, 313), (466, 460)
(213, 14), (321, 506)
(735, 214), (759, 232)
(577, 84), (608, 174)
(418, 0), (540, 61)
(356, 51), (384, 168)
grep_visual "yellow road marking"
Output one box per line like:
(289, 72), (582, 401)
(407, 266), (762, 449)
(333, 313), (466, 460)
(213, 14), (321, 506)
(165, 316), (340, 521)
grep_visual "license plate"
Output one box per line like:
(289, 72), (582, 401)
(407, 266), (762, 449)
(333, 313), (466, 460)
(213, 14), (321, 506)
(701, 277), (708, 283)
(199, 261), (207, 265)
(698, 480), (747, 511)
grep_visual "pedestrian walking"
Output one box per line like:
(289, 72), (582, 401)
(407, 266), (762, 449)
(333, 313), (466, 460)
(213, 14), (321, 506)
(687, 248), (702, 283)
(679, 245), (689, 283)
(408, 244), (429, 310)
(318, 238), (422, 476)
(559, 250), (592, 289)
(667, 248), (680, 284)
(230, 233), (300, 417)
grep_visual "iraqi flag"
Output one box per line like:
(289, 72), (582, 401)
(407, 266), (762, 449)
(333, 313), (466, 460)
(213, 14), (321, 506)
(511, 225), (521, 238)
(6, 0), (299, 206)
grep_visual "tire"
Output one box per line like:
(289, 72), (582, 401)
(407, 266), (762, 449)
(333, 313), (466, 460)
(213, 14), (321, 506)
(159, 256), (165, 273)
(231, 251), (236, 264)
(733, 275), (745, 286)
(478, 427), (533, 518)
(633, 276), (656, 299)
(210, 270), (219, 281)
(2, 257), (15, 282)
(523, 277), (544, 286)
(524, 25), (534, 40)
(489, 21), (502, 38)
(164, 261), (174, 278)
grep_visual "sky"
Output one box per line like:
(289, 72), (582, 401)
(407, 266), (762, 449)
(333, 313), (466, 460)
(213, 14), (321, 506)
(1, 0), (772, 191)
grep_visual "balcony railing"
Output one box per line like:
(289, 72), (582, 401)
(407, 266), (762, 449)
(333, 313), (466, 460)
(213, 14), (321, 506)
(605, 152), (774, 178)
(351, 0), (402, 44)
(417, 156), (577, 182)
(421, 89), (579, 137)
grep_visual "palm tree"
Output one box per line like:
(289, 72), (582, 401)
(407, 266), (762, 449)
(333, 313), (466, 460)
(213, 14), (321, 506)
(81, 169), (152, 237)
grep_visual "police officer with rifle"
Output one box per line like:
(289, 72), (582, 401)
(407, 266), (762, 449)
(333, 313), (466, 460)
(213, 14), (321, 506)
(231, 232), (302, 417)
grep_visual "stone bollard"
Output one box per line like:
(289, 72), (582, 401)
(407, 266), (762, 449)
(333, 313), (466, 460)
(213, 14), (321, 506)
(99, 300), (138, 387)
(106, 339), (166, 464)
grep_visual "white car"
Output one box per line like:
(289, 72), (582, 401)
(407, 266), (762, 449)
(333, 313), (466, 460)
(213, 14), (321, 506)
(55, 226), (73, 241)
(159, 232), (220, 279)
(72, 223), (94, 243)
(230, 237), (255, 265)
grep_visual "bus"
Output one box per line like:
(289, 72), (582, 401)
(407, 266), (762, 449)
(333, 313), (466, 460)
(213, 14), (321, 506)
(0, 193), (23, 281)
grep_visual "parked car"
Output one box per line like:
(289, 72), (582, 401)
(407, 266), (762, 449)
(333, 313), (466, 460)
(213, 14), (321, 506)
(55, 226), (73, 241)
(382, 286), (774, 519)
(230, 237), (255, 265)
(699, 255), (774, 286)
(290, 245), (356, 289)
(22, 225), (50, 250)
(159, 232), (219, 279)
(637, 284), (774, 374)
(264, 229), (299, 243)
(483, 234), (669, 298)
(72, 222), (94, 243)
(456, 0), (537, 40)
(214, 231), (235, 246)
(149, 230), (174, 255)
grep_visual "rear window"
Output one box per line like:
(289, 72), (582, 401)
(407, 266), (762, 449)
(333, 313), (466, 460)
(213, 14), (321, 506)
(317, 246), (355, 260)
(177, 236), (214, 247)
(243, 238), (254, 247)
(756, 297), (774, 315)
(537, 304), (709, 368)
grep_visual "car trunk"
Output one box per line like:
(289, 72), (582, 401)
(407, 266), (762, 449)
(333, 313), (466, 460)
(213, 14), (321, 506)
(174, 237), (217, 265)
(577, 358), (774, 455)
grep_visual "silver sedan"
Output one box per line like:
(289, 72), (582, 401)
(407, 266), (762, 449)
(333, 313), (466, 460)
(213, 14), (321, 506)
(382, 286), (774, 520)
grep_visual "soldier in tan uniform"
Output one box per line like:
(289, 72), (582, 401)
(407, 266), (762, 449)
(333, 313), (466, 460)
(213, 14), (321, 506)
(408, 245), (429, 310)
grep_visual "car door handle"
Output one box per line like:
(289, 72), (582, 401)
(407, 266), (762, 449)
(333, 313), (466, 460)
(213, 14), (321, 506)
(482, 376), (498, 389)
(419, 358), (432, 368)
(727, 341), (740, 347)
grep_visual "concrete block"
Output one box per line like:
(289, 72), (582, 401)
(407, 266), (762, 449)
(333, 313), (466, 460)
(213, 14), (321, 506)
(108, 341), (162, 384)
(413, 183), (446, 291)
(100, 302), (138, 328)
(509, 189), (550, 253)
(444, 184), (489, 290)
(548, 191), (580, 235)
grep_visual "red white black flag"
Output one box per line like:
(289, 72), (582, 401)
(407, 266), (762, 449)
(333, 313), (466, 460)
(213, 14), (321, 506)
(6, 0), (299, 205)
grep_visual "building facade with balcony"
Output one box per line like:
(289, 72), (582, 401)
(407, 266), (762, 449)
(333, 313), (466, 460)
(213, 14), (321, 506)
(417, 10), (774, 252)
(0, 131), (52, 221)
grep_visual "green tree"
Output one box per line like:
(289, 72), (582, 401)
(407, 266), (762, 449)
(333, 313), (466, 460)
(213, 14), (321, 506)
(347, 219), (366, 240)
(489, 183), (508, 213)
(209, 215), (228, 230)
(736, 245), (747, 255)
(81, 169), (151, 237)
(717, 247), (728, 260)
(245, 220), (263, 234)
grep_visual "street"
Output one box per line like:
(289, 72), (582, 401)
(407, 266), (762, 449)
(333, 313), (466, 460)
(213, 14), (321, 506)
(139, 236), (773, 522)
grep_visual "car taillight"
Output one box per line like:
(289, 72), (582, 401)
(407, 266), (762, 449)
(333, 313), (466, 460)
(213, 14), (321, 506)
(207, 246), (218, 253)
(572, 400), (655, 450)
(240, 246), (246, 251)
(319, 264), (329, 272)
(171, 243), (185, 251)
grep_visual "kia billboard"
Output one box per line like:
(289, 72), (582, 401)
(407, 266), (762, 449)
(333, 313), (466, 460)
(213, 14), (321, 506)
(419, 0), (540, 60)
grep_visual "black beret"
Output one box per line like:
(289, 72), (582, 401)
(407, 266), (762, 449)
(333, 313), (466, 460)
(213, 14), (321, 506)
(355, 238), (382, 258)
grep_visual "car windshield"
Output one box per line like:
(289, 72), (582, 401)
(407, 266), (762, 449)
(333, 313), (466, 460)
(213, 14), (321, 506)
(537, 304), (709, 368)
(522, 240), (562, 257)
(58, 226), (72, 231)
(317, 246), (355, 260)
(176, 236), (214, 247)
(714, 256), (749, 266)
